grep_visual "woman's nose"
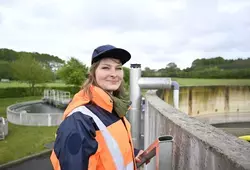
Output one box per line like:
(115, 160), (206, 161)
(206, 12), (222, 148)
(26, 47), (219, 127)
(109, 68), (117, 77)
(110, 72), (116, 77)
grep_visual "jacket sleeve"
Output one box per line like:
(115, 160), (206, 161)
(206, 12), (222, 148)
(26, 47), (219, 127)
(134, 148), (140, 156)
(53, 111), (98, 170)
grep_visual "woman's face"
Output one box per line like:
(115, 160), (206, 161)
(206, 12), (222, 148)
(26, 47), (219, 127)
(95, 58), (124, 93)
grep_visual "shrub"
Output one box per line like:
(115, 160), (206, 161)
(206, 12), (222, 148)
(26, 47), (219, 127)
(0, 86), (80, 98)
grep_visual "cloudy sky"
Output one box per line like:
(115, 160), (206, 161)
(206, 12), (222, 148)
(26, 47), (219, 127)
(0, 0), (250, 69)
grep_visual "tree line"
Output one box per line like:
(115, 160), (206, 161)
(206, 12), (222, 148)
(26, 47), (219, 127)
(1, 48), (249, 94)
(0, 48), (64, 80)
(0, 48), (129, 88)
(0, 48), (64, 63)
(143, 57), (250, 79)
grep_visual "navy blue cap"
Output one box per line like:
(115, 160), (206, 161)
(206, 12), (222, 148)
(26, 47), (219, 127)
(91, 45), (131, 65)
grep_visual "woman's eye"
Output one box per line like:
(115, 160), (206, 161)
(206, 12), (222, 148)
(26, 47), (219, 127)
(116, 67), (122, 70)
(102, 67), (109, 69)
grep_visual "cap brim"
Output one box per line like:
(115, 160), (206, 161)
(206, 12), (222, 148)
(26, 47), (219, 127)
(92, 48), (131, 65)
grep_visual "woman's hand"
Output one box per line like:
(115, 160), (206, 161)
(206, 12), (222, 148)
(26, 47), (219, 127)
(135, 150), (151, 164)
(135, 150), (144, 163)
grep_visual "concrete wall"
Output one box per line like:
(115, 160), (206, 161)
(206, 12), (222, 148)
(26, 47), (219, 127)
(195, 112), (250, 125)
(6, 101), (63, 126)
(144, 90), (250, 170)
(162, 86), (250, 116)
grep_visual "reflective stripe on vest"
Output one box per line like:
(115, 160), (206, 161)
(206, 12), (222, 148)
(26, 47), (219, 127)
(69, 106), (134, 170)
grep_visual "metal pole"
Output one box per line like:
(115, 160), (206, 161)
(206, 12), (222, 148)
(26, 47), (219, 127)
(157, 136), (173, 170)
(129, 64), (142, 148)
(144, 97), (152, 170)
(129, 64), (178, 152)
(171, 81), (179, 109)
(173, 90), (179, 109)
(138, 77), (172, 89)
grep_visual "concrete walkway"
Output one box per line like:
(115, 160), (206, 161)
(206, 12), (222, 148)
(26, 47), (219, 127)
(0, 154), (53, 170)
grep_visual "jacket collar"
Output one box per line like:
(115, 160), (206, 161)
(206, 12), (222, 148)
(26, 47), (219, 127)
(63, 85), (113, 119)
(90, 85), (113, 112)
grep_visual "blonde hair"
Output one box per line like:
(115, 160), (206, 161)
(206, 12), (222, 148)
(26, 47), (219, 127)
(81, 59), (126, 99)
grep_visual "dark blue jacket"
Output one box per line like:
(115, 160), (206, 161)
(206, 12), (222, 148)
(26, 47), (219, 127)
(53, 103), (140, 170)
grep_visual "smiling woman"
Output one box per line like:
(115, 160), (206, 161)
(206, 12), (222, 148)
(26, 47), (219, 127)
(50, 45), (143, 170)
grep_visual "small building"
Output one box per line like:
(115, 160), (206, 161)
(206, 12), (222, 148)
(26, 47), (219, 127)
(0, 79), (10, 82)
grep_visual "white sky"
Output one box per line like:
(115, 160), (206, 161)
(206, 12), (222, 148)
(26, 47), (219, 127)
(0, 0), (250, 69)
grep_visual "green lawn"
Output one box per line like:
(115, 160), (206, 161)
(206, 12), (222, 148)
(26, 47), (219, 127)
(0, 97), (58, 165)
(140, 78), (250, 96)
(172, 78), (250, 86)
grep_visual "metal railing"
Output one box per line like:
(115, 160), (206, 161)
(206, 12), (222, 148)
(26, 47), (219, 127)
(129, 64), (179, 149)
(43, 89), (71, 107)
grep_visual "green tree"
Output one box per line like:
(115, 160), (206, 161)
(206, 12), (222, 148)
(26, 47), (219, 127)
(0, 48), (64, 64)
(11, 53), (53, 93)
(122, 67), (130, 90)
(166, 62), (177, 69)
(0, 48), (17, 61)
(0, 61), (12, 79)
(123, 67), (130, 84)
(57, 57), (88, 86)
(142, 67), (156, 77)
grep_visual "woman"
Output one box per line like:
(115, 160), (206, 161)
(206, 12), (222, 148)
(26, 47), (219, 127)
(50, 45), (143, 170)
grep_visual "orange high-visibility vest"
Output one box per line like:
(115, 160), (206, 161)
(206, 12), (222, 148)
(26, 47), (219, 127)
(50, 85), (137, 170)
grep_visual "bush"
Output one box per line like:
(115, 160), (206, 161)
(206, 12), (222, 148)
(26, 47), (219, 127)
(0, 86), (80, 98)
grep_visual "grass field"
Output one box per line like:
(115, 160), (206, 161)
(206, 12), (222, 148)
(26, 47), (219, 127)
(0, 97), (58, 165)
(140, 78), (250, 96)
(0, 81), (70, 88)
(1, 79), (250, 88)
(171, 78), (250, 86)
(1, 79), (250, 89)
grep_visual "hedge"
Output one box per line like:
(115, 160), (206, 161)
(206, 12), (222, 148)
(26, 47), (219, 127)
(0, 86), (81, 98)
